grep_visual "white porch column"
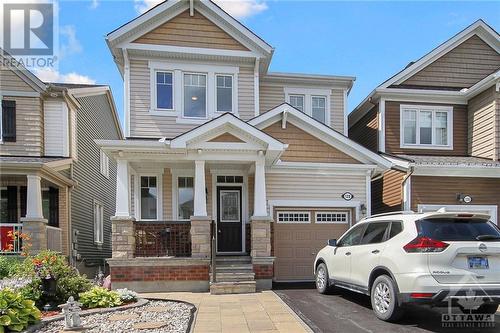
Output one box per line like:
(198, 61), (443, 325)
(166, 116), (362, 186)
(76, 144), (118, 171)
(193, 160), (207, 217)
(115, 159), (131, 217)
(25, 174), (44, 219)
(253, 158), (267, 217)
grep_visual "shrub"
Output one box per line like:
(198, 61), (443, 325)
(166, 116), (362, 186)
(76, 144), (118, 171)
(79, 287), (122, 309)
(115, 288), (138, 303)
(14, 251), (92, 305)
(0, 288), (41, 332)
(0, 257), (22, 279)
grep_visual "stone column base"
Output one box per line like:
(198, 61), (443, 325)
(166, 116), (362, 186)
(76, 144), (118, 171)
(252, 256), (275, 290)
(250, 216), (271, 258)
(20, 217), (47, 254)
(111, 216), (135, 259)
(190, 216), (212, 259)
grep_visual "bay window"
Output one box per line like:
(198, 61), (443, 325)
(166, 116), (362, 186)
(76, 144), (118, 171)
(183, 73), (207, 118)
(400, 105), (452, 149)
(216, 75), (233, 113)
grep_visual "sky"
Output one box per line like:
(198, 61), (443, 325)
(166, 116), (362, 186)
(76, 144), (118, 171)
(35, 0), (500, 126)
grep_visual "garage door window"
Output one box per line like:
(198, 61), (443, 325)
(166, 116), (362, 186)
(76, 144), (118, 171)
(315, 212), (349, 224)
(277, 211), (310, 223)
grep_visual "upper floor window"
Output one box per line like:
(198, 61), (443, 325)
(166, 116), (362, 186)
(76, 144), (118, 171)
(289, 95), (304, 112)
(184, 73), (207, 118)
(312, 96), (326, 123)
(400, 105), (453, 149)
(285, 88), (330, 125)
(216, 75), (233, 113)
(156, 71), (173, 110)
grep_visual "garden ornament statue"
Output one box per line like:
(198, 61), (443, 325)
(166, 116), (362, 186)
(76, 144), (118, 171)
(60, 296), (85, 331)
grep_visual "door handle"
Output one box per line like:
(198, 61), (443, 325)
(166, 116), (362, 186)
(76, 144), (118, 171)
(218, 229), (221, 234)
(345, 252), (351, 256)
(371, 250), (380, 254)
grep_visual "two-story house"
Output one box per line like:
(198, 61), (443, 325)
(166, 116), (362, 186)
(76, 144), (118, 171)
(0, 52), (123, 276)
(349, 20), (500, 224)
(99, 0), (391, 293)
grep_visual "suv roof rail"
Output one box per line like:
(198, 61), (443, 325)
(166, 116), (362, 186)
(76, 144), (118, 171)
(361, 210), (415, 221)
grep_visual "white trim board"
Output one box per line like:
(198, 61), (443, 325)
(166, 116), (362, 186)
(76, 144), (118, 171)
(417, 204), (498, 225)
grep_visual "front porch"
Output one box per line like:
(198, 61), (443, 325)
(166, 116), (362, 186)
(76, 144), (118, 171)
(0, 169), (71, 255)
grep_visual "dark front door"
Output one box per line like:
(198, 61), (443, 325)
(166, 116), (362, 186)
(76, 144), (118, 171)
(217, 186), (242, 252)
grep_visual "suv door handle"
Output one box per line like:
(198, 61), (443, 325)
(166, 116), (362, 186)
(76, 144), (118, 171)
(371, 250), (380, 254)
(345, 252), (351, 256)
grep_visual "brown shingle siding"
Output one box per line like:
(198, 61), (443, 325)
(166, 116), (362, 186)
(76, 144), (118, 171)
(371, 169), (405, 214)
(349, 105), (378, 153)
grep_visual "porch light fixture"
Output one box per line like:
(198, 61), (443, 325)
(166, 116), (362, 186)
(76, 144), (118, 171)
(360, 204), (367, 215)
(456, 193), (472, 203)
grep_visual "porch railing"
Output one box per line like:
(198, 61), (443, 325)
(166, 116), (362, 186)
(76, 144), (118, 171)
(0, 223), (23, 253)
(46, 226), (62, 253)
(134, 221), (191, 257)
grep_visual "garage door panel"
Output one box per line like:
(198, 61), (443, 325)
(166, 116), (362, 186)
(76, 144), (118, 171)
(274, 208), (352, 281)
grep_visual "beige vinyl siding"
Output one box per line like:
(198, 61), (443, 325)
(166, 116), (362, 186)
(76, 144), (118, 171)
(468, 86), (496, 160)
(266, 172), (366, 205)
(0, 96), (43, 156)
(133, 10), (248, 51)
(402, 35), (500, 89)
(496, 93), (500, 161)
(238, 66), (255, 120)
(0, 69), (37, 92)
(129, 59), (193, 138)
(259, 78), (345, 132)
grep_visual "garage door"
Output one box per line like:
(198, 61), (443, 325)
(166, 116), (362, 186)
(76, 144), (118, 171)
(274, 208), (352, 281)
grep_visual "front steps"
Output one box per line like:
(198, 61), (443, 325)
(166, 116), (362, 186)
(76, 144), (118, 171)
(209, 256), (256, 294)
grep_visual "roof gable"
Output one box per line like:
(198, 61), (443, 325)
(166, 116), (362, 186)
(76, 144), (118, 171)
(133, 9), (249, 51)
(208, 132), (245, 143)
(399, 35), (500, 89)
(249, 104), (392, 170)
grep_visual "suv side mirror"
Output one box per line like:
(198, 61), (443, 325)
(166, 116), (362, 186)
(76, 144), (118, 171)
(328, 239), (337, 247)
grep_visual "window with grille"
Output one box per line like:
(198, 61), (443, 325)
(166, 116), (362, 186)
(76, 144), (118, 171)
(315, 211), (349, 224)
(216, 175), (243, 183)
(277, 211), (311, 223)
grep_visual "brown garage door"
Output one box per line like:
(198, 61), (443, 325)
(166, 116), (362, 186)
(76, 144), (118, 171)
(273, 207), (352, 281)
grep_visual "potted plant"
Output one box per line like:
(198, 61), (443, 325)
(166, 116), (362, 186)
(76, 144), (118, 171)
(32, 256), (58, 311)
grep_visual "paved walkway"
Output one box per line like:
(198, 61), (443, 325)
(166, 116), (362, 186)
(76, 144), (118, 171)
(142, 291), (312, 333)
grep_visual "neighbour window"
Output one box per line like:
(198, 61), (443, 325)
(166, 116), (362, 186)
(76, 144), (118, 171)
(140, 176), (157, 220)
(184, 73), (207, 118)
(93, 201), (103, 244)
(289, 95), (304, 112)
(315, 211), (349, 224)
(178, 177), (194, 220)
(401, 105), (452, 148)
(99, 150), (109, 178)
(216, 75), (233, 113)
(277, 211), (310, 223)
(312, 96), (326, 123)
(360, 222), (390, 244)
(156, 71), (173, 110)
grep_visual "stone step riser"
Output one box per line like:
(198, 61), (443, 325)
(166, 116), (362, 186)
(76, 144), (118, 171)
(210, 281), (256, 295)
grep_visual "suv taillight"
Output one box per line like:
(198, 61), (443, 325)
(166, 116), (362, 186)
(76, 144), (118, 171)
(403, 237), (449, 253)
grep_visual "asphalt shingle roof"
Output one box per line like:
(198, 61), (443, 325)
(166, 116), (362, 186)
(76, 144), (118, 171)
(396, 154), (500, 168)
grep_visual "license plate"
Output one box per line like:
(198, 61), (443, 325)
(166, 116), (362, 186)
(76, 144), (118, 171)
(468, 256), (489, 269)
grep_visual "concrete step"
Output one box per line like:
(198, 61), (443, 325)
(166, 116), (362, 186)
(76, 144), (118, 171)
(215, 264), (253, 272)
(216, 256), (251, 263)
(210, 272), (255, 282)
(210, 281), (256, 295)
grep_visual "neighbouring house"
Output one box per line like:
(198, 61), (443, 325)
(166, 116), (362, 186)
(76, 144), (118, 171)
(0, 53), (123, 276)
(349, 20), (500, 223)
(99, 0), (392, 294)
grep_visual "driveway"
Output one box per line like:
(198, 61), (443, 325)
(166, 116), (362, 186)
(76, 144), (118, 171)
(274, 283), (500, 333)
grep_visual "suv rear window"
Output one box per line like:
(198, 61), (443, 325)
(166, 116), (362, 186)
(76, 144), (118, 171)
(417, 218), (500, 241)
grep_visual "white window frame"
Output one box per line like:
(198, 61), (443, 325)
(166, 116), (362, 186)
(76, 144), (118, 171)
(276, 211), (311, 224)
(172, 170), (195, 221)
(93, 200), (104, 245)
(99, 150), (109, 178)
(137, 173), (163, 221)
(153, 70), (174, 111)
(311, 95), (327, 123)
(284, 87), (331, 125)
(289, 94), (305, 112)
(215, 74), (236, 114)
(182, 72), (208, 119)
(315, 211), (349, 224)
(400, 105), (453, 150)
(148, 61), (239, 121)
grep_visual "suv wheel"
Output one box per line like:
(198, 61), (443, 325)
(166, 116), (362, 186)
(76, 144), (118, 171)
(370, 275), (405, 322)
(315, 263), (330, 294)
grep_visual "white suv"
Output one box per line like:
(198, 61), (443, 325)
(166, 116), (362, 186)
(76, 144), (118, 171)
(314, 211), (500, 321)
